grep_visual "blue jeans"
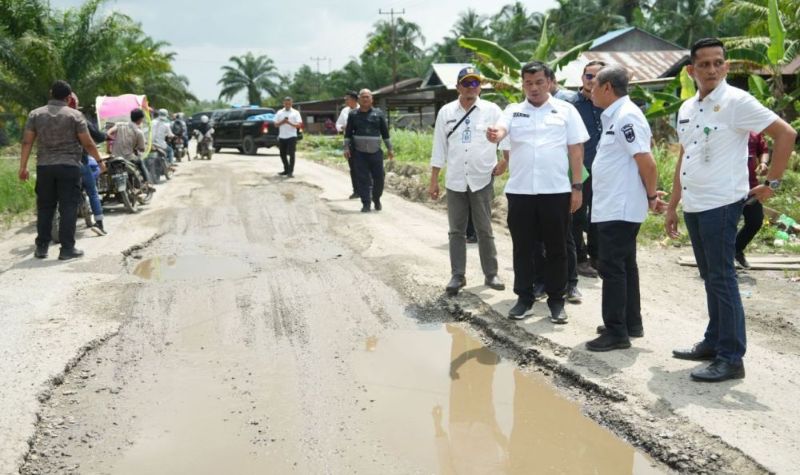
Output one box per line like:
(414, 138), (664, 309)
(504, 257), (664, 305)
(81, 160), (103, 221)
(684, 200), (746, 364)
(166, 145), (175, 164)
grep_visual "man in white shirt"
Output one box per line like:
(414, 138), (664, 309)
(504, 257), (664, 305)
(336, 91), (359, 198)
(583, 64), (658, 352)
(429, 67), (506, 296)
(152, 108), (175, 165)
(274, 96), (303, 178)
(665, 38), (796, 382)
(487, 61), (589, 323)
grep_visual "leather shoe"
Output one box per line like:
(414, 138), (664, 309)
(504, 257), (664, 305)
(548, 301), (568, 324)
(445, 275), (466, 296)
(484, 275), (505, 291)
(735, 252), (750, 269)
(585, 333), (631, 352)
(691, 359), (745, 382)
(361, 204), (371, 213)
(596, 325), (644, 338)
(34, 245), (48, 259)
(672, 341), (716, 361)
(349, 193), (359, 200)
(373, 200), (382, 211)
(508, 299), (533, 320)
(58, 248), (84, 261)
(577, 261), (598, 278)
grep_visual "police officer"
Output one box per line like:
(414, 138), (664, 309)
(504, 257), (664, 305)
(343, 89), (394, 212)
(582, 64), (658, 352)
(487, 61), (589, 323)
(666, 38), (796, 381)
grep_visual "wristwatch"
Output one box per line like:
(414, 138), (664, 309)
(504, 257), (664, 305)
(647, 194), (658, 201)
(764, 179), (781, 190)
(571, 183), (583, 191)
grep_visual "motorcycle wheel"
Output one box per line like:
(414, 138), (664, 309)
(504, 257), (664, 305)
(120, 190), (136, 213)
(82, 193), (94, 228)
(162, 157), (172, 180)
(132, 169), (153, 204)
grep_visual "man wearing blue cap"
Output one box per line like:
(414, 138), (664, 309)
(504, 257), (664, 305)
(429, 66), (505, 296)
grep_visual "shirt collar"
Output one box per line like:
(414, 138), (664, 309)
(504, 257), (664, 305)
(523, 95), (554, 111)
(696, 79), (728, 103)
(601, 95), (629, 119)
(48, 99), (67, 106)
(458, 97), (482, 112)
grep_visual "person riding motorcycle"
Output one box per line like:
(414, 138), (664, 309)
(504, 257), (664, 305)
(107, 108), (156, 190)
(152, 108), (175, 166)
(67, 92), (108, 235)
(171, 112), (190, 160)
(193, 114), (214, 159)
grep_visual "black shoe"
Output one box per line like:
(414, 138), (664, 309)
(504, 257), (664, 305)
(508, 299), (533, 320)
(735, 252), (750, 269)
(34, 244), (48, 259)
(374, 200), (382, 211)
(586, 333), (632, 352)
(361, 204), (371, 213)
(533, 283), (546, 301)
(349, 193), (359, 200)
(58, 248), (84, 261)
(548, 300), (568, 324)
(690, 359), (745, 382)
(596, 325), (644, 338)
(484, 275), (505, 291)
(465, 234), (478, 244)
(278, 171), (288, 176)
(445, 275), (466, 296)
(672, 341), (717, 361)
(566, 286), (582, 303)
(577, 261), (599, 278)
(90, 221), (107, 236)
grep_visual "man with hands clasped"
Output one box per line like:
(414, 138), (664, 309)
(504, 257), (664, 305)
(429, 66), (506, 297)
(275, 96), (302, 178)
(486, 61), (589, 324)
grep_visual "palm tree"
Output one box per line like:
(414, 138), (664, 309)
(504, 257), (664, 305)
(217, 52), (281, 105)
(430, 9), (488, 62)
(648, 0), (717, 47)
(489, 2), (545, 58)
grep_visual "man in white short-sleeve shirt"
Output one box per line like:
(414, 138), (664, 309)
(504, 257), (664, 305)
(583, 64), (658, 352)
(665, 38), (797, 382)
(274, 96), (302, 177)
(429, 66), (506, 297)
(336, 91), (359, 198)
(486, 61), (589, 323)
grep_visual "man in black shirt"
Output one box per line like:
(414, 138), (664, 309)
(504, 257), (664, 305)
(343, 89), (394, 212)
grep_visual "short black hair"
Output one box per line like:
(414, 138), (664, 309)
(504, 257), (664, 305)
(583, 60), (606, 74)
(50, 80), (72, 100)
(345, 91), (358, 100)
(521, 61), (553, 80)
(690, 38), (726, 63)
(130, 108), (145, 123)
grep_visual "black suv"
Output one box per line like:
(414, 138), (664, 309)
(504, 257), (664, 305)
(211, 107), (283, 154)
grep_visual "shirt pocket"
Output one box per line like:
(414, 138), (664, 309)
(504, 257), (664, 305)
(509, 118), (534, 140)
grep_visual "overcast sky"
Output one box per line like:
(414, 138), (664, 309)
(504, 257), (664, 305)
(51, 0), (557, 102)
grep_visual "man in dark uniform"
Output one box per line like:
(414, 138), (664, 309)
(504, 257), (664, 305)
(343, 89), (394, 212)
(19, 80), (102, 260)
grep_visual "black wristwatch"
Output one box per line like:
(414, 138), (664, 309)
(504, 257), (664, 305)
(571, 183), (583, 191)
(647, 194), (658, 201)
(765, 179), (781, 190)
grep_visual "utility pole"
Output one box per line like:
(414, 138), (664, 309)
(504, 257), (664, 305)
(309, 56), (329, 95)
(378, 8), (405, 93)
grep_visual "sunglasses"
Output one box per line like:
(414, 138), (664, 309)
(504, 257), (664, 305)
(584, 73), (595, 80)
(459, 78), (481, 88)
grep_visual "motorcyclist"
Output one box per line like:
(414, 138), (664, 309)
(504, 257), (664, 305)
(194, 115), (214, 157)
(67, 92), (108, 235)
(171, 112), (189, 160)
(152, 108), (175, 166)
(107, 108), (156, 190)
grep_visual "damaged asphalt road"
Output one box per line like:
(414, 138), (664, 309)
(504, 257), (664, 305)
(2, 150), (797, 474)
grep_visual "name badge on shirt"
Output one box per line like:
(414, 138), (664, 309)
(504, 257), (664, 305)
(461, 117), (472, 144)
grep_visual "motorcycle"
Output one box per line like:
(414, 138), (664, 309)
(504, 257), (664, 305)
(96, 156), (152, 213)
(145, 145), (172, 184)
(193, 127), (214, 160)
(171, 135), (188, 162)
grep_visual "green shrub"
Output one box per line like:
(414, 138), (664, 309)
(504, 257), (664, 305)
(0, 158), (35, 218)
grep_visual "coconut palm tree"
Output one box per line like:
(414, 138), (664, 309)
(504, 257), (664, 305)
(217, 52), (281, 105)
(489, 2), (545, 58)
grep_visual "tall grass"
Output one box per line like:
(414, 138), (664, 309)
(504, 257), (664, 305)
(0, 158), (35, 219)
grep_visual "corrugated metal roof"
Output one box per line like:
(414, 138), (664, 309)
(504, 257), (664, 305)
(556, 50), (689, 88)
(422, 63), (474, 90)
(590, 27), (635, 49)
(373, 77), (423, 95)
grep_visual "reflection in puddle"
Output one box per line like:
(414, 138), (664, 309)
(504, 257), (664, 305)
(132, 255), (250, 282)
(353, 324), (663, 474)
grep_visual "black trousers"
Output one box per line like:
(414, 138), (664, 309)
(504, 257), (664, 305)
(347, 155), (357, 194)
(353, 149), (384, 206)
(735, 200), (764, 254)
(572, 176), (598, 263)
(35, 164), (82, 249)
(507, 193), (571, 305)
(533, 213), (579, 288)
(279, 137), (297, 174)
(597, 221), (642, 339)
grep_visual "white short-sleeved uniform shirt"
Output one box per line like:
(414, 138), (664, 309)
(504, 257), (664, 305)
(591, 96), (652, 224)
(335, 106), (351, 133)
(677, 80), (777, 213)
(430, 98), (502, 193)
(498, 96), (589, 195)
(274, 107), (303, 139)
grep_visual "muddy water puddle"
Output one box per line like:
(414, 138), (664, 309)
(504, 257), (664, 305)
(353, 323), (664, 474)
(132, 255), (250, 281)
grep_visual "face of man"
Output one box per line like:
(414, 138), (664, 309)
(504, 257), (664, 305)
(687, 46), (728, 94)
(581, 64), (603, 94)
(345, 96), (357, 108)
(358, 91), (373, 109)
(590, 79), (613, 109)
(522, 70), (552, 107)
(283, 99), (292, 110)
(456, 77), (481, 100)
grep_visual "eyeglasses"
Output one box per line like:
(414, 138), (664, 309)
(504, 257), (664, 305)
(459, 79), (481, 88)
(584, 73), (595, 80)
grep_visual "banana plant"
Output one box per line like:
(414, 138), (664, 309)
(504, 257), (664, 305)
(629, 66), (696, 119)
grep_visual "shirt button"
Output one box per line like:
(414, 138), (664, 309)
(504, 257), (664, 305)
(683, 187), (687, 190)
(686, 155), (690, 159)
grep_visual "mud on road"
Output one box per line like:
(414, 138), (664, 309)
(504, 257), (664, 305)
(4, 151), (797, 474)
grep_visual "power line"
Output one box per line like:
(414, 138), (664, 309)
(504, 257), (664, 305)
(379, 8), (406, 93)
